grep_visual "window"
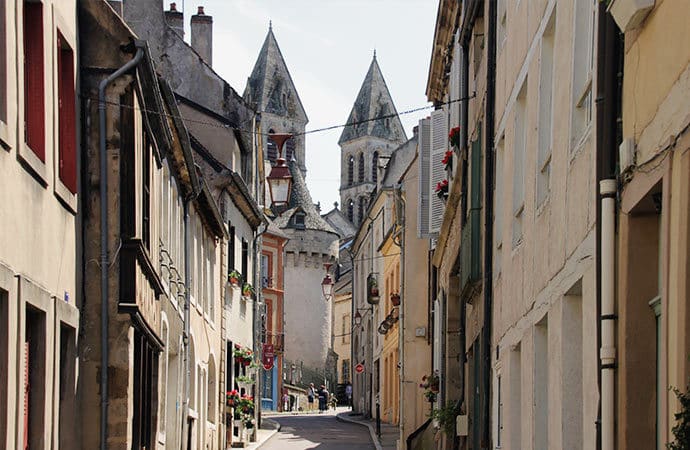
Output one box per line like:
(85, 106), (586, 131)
(534, 317), (549, 450)
(293, 211), (305, 229)
(133, 330), (158, 449)
(267, 129), (277, 163)
(358, 152), (365, 182)
(347, 155), (354, 185)
(227, 223), (235, 274)
(142, 136), (151, 250)
(497, 0), (507, 53)
(57, 32), (77, 193)
(537, 10), (556, 208)
(571, 0), (596, 149)
(512, 80), (527, 248)
(0, 0), (7, 126)
(494, 136), (505, 273)
(358, 197), (366, 225)
(496, 375), (503, 447)
(25, 306), (46, 450)
(286, 132), (295, 162)
(261, 254), (270, 288)
(24, 1), (45, 161)
(157, 320), (169, 442)
(342, 314), (350, 344)
(207, 356), (216, 424)
(241, 238), (248, 283)
(509, 344), (522, 450)
(372, 151), (379, 183)
(347, 199), (354, 223)
(0, 290), (6, 445)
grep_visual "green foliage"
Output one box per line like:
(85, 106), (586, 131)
(429, 402), (458, 437)
(668, 383), (690, 450)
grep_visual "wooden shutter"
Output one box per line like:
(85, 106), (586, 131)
(23, 341), (29, 450)
(23, 1), (45, 161)
(429, 109), (449, 234)
(58, 33), (77, 193)
(417, 117), (431, 238)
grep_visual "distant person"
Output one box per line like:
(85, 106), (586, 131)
(329, 392), (337, 410)
(345, 383), (353, 409)
(307, 383), (316, 412)
(282, 392), (290, 412)
(318, 385), (329, 412)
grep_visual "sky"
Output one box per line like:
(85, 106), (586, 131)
(180, 0), (438, 211)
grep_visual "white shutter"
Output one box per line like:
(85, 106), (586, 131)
(429, 109), (449, 234)
(417, 117), (431, 238)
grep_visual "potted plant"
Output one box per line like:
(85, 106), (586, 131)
(226, 389), (240, 408)
(367, 273), (380, 305)
(390, 292), (401, 307)
(420, 370), (440, 402)
(242, 282), (254, 299)
(435, 179), (449, 200)
(235, 375), (254, 389)
(448, 126), (461, 148)
(233, 344), (253, 366)
(441, 150), (453, 171)
(430, 402), (458, 437)
(229, 270), (242, 287)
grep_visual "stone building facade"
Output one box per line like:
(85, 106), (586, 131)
(339, 55), (407, 227)
(0, 1), (80, 448)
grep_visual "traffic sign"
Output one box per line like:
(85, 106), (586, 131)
(355, 363), (365, 374)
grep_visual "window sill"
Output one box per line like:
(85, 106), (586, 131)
(535, 196), (550, 218)
(18, 141), (48, 187)
(569, 123), (593, 162)
(0, 121), (10, 151)
(54, 177), (78, 215)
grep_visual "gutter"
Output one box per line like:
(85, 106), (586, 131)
(482, 0), (497, 446)
(98, 43), (144, 450)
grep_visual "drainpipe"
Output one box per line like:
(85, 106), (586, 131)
(253, 221), (268, 435)
(600, 179), (616, 450)
(394, 186), (405, 439)
(482, 0), (497, 446)
(98, 45), (144, 450)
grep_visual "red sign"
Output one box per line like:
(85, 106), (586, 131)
(262, 344), (275, 370)
(355, 363), (365, 374)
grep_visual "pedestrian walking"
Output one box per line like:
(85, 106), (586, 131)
(345, 382), (353, 409)
(318, 385), (328, 412)
(329, 392), (337, 410)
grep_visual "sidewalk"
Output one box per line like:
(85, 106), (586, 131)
(336, 411), (399, 450)
(239, 418), (280, 450)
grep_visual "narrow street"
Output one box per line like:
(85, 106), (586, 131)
(261, 410), (374, 450)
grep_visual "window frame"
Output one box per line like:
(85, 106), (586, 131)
(0, 0), (8, 148)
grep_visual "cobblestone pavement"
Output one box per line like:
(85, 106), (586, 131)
(260, 411), (375, 450)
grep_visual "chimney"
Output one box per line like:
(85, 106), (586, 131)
(191, 6), (213, 66)
(165, 2), (184, 39)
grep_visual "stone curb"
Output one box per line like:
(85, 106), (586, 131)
(246, 418), (281, 449)
(336, 412), (383, 450)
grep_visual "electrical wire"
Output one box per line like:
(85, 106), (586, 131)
(80, 92), (476, 139)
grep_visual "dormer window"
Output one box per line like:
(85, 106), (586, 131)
(292, 211), (306, 230)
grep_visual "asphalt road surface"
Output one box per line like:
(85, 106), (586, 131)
(261, 413), (375, 450)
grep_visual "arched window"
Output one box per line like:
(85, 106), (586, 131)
(285, 133), (295, 162)
(267, 129), (277, 163)
(358, 152), (365, 182)
(208, 355), (217, 424)
(372, 151), (379, 183)
(347, 155), (354, 186)
(358, 197), (367, 224)
(347, 199), (354, 222)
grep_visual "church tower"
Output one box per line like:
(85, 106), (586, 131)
(339, 53), (407, 226)
(244, 25), (309, 176)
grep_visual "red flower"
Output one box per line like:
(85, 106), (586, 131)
(434, 179), (449, 193)
(441, 150), (453, 166)
(448, 126), (461, 147)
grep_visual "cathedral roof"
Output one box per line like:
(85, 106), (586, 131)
(272, 160), (338, 235)
(338, 54), (407, 145)
(244, 26), (308, 123)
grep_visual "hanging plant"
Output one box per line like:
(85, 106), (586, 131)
(226, 389), (240, 407)
(669, 382), (690, 450)
(237, 394), (255, 428)
(435, 179), (449, 200)
(420, 370), (440, 402)
(228, 270), (242, 287)
(441, 150), (453, 170)
(448, 126), (461, 148)
(233, 344), (253, 366)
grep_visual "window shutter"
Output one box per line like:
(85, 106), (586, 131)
(58, 34), (77, 193)
(23, 341), (29, 450)
(23, 2), (45, 161)
(417, 117), (431, 238)
(429, 109), (449, 234)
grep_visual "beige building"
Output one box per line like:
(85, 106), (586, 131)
(0, 1), (80, 448)
(609, 0), (690, 448)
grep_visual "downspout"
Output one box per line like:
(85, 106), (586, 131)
(395, 187), (405, 440)
(98, 45), (144, 450)
(600, 180), (616, 450)
(253, 221), (268, 434)
(482, 0), (497, 446)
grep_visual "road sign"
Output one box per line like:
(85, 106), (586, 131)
(355, 363), (365, 374)
(262, 344), (274, 370)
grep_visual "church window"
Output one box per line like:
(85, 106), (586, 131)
(372, 151), (379, 183)
(358, 152), (365, 182)
(358, 197), (367, 223)
(347, 155), (354, 186)
(347, 199), (354, 222)
(286, 132), (295, 162)
(267, 129), (277, 163)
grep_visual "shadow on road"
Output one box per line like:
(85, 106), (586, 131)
(263, 413), (375, 450)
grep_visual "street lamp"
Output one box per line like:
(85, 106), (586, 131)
(266, 133), (293, 207)
(321, 263), (334, 301)
(354, 310), (362, 327)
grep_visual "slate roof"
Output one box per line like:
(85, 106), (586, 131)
(272, 160), (338, 235)
(338, 55), (407, 145)
(381, 135), (418, 187)
(322, 206), (357, 239)
(244, 26), (308, 123)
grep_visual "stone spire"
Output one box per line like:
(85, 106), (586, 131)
(244, 26), (307, 123)
(338, 55), (406, 145)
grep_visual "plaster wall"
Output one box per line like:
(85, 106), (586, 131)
(332, 292), (352, 384)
